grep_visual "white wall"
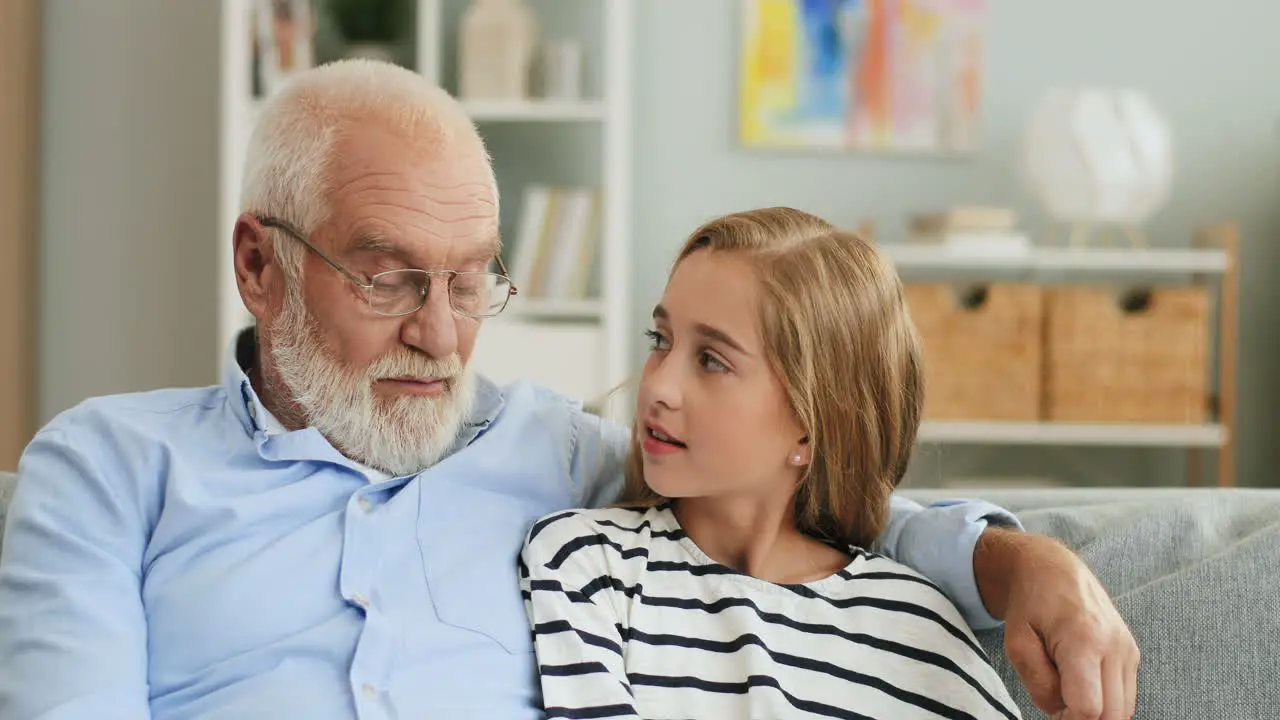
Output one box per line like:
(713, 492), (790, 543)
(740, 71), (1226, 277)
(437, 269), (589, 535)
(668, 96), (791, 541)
(629, 0), (1280, 486)
(39, 0), (221, 422)
(35, 0), (1280, 487)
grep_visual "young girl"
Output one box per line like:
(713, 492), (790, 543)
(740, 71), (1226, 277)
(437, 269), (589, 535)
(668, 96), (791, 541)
(519, 208), (1020, 719)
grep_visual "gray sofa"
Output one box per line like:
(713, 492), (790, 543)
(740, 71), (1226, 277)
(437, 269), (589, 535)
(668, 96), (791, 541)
(1, 472), (1275, 717)
(905, 487), (1279, 718)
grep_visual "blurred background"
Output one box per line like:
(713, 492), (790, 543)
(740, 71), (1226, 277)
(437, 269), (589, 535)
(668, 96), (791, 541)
(2, 0), (1278, 491)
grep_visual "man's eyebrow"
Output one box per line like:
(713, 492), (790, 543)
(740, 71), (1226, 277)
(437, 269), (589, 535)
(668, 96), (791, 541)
(454, 233), (503, 268)
(351, 231), (500, 256)
(652, 304), (749, 356)
(349, 233), (401, 255)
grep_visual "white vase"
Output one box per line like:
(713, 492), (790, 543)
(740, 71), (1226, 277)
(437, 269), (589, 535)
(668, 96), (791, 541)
(458, 0), (538, 101)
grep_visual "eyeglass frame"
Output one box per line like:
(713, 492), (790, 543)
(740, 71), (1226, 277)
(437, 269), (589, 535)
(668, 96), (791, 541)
(255, 215), (519, 319)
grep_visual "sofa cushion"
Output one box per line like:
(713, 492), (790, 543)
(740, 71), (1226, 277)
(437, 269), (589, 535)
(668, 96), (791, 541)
(905, 487), (1280, 719)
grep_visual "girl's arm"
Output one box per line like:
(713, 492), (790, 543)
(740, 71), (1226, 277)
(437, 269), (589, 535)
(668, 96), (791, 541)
(520, 511), (640, 720)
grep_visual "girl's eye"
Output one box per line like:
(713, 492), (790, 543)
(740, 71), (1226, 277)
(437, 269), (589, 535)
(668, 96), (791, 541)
(699, 351), (729, 373)
(644, 329), (670, 351)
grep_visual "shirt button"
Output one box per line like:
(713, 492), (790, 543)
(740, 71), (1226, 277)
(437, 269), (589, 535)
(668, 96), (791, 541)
(358, 497), (373, 513)
(362, 683), (378, 699)
(352, 592), (371, 609)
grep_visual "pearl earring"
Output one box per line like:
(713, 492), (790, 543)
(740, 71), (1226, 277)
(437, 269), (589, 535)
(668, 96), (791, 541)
(791, 454), (804, 465)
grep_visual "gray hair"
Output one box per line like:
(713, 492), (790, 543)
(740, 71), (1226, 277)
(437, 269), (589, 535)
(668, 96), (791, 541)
(239, 59), (495, 283)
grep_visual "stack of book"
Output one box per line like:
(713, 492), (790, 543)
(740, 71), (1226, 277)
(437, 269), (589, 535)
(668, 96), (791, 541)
(906, 206), (1031, 256)
(507, 184), (602, 301)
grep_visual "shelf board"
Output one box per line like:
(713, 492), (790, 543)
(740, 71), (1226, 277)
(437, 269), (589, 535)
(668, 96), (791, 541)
(917, 420), (1226, 447)
(503, 298), (604, 321)
(879, 245), (1229, 274)
(461, 99), (605, 122)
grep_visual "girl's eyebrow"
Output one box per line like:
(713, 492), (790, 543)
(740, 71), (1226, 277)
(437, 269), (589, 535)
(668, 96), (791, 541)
(652, 304), (749, 356)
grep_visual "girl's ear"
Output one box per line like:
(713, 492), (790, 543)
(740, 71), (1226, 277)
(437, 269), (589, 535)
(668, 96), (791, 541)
(789, 436), (812, 467)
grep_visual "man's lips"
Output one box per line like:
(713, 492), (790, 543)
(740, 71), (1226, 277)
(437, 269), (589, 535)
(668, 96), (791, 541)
(377, 377), (448, 396)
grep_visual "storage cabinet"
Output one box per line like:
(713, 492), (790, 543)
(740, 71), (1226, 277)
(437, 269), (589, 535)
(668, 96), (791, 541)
(880, 224), (1239, 486)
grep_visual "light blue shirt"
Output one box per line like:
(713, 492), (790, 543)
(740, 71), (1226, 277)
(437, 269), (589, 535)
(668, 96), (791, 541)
(0, 332), (1019, 719)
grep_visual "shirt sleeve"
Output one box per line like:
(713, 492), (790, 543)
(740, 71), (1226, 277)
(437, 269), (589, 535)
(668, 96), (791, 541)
(568, 410), (630, 509)
(875, 493), (1024, 631)
(0, 427), (152, 720)
(519, 513), (639, 720)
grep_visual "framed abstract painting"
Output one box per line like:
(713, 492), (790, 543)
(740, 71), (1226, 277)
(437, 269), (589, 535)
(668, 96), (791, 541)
(739, 0), (986, 154)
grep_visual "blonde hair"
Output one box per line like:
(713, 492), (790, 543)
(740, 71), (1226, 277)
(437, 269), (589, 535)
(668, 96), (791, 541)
(618, 207), (924, 549)
(240, 58), (495, 282)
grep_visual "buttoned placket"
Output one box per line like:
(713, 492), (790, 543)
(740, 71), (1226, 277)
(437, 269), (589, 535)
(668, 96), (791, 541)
(230, 359), (512, 714)
(342, 483), (396, 718)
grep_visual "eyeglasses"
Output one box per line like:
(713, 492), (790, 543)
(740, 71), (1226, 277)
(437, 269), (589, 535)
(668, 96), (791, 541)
(257, 215), (518, 319)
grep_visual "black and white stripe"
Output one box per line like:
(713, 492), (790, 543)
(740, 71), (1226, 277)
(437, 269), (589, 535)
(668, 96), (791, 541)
(521, 505), (1022, 720)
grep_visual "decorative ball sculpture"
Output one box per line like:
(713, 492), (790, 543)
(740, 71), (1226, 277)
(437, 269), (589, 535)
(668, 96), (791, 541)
(1020, 88), (1174, 247)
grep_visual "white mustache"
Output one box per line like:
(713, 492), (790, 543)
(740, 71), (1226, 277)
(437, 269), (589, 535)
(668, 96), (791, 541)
(365, 352), (463, 387)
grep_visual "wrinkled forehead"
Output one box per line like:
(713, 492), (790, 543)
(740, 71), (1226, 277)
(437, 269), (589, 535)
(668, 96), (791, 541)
(323, 128), (499, 262)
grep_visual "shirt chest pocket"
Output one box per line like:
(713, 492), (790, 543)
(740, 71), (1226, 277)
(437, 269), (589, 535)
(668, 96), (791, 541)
(417, 485), (562, 654)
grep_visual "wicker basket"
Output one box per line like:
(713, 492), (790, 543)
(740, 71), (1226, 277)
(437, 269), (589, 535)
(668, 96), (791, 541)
(1045, 285), (1211, 423)
(905, 283), (1044, 421)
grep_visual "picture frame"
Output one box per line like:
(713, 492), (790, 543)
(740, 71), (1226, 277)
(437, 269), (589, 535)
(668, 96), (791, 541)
(738, 0), (987, 155)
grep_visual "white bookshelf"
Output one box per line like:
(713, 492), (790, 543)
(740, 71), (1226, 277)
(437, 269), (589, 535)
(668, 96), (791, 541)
(506, 298), (604, 321)
(218, 0), (634, 420)
(217, 0), (258, 357)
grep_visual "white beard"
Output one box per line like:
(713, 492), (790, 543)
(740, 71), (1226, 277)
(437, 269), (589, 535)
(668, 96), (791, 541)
(266, 284), (476, 477)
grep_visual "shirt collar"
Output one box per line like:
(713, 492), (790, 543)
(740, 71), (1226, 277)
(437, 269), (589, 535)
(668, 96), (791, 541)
(221, 326), (506, 454)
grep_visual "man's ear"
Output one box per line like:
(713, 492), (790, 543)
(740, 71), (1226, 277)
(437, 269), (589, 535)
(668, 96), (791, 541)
(233, 212), (281, 321)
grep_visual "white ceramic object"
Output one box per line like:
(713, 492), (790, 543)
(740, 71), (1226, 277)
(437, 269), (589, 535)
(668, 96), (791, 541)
(458, 0), (538, 100)
(1021, 88), (1174, 226)
(538, 40), (583, 100)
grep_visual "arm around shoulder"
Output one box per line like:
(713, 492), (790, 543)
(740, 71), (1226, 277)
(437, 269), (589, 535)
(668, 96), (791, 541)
(0, 425), (153, 719)
(520, 510), (639, 720)
(875, 493), (1024, 631)
(568, 409), (630, 509)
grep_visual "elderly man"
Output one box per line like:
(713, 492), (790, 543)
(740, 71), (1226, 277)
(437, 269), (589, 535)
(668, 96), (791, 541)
(0, 60), (1136, 720)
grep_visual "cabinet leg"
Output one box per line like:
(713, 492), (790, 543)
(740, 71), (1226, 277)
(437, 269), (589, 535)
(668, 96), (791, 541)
(1186, 448), (1202, 486)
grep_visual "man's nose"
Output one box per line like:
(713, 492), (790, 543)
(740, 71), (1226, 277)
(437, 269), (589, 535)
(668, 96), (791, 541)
(400, 280), (458, 359)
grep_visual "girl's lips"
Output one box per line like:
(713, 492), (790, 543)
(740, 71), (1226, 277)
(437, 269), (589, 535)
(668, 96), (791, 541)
(642, 423), (686, 455)
(642, 432), (685, 456)
(645, 422), (684, 445)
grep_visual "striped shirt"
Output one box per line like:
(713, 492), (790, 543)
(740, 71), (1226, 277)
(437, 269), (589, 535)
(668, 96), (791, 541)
(519, 505), (1021, 720)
